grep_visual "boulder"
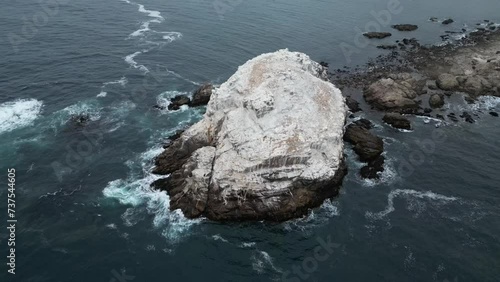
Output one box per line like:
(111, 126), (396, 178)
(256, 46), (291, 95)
(436, 73), (459, 90)
(383, 113), (412, 130)
(490, 112), (499, 117)
(392, 24), (418, 31)
(344, 124), (384, 162)
(153, 49), (348, 221)
(364, 78), (419, 111)
(429, 94), (445, 108)
(168, 95), (191, 110)
(363, 32), (392, 39)
(190, 83), (214, 107)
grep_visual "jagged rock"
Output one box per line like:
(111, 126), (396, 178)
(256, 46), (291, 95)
(168, 95), (191, 110)
(344, 124), (384, 162)
(392, 24), (418, 31)
(436, 73), (459, 90)
(363, 32), (392, 39)
(346, 96), (361, 112)
(383, 113), (412, 130)
(364, 77), (419, 111)
(429, 94), (445, 108)
(152, 50), (348, 221)
(360, 155), (385, 179)
(190, 83), (214, 107)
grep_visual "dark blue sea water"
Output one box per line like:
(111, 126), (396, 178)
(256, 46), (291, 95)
(1, 0), (500, 281)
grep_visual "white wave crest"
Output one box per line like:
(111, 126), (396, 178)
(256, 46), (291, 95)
(0, 99), (43, 134)
(366, 189), (458, 220)
(103, 146), (202, 242)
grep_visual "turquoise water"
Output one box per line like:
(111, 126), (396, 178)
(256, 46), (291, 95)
(1, 0), (500, 281)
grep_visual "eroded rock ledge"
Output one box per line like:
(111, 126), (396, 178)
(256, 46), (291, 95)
(152, 49), (348, 221)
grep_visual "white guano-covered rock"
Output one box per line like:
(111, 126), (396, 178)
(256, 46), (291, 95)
(153, 49), (348, 221)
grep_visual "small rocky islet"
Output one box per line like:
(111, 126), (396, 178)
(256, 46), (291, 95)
(149, 21), (500, 222)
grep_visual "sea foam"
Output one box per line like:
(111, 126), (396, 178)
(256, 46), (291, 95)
(0, 98), (43, 134)
(365, 189), (458, 220)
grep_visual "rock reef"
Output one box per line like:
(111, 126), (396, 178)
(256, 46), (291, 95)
(153, 49), (348, 221)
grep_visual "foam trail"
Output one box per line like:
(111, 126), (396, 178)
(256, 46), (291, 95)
(366, 189), (458, 220)
(0, 99), (43, 134)
(98, 77), (128, 98)
(251, 250), (283, 274)
(125, 51), (150, 73)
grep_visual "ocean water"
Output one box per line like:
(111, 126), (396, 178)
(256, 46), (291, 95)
(1, 0), (500, 281)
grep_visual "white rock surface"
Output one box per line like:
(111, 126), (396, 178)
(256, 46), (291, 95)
(154, 49), (348, 221)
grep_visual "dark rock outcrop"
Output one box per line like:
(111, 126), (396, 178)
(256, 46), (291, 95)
(344, 124), (384, 162)
(168, 95), (191, 110)
(460, 112), (475, 123)
(442, 19), (454, 25)
(360, 155), (385, 179)
(353, 118), (374, 129)
(346, 96), (361, 112)
(189, 83), (214, 107)
(69, 114), (90, 127)
(392, 24), (418, 31)
(383, 113), (412, 130)
(363, 32), (392, 39)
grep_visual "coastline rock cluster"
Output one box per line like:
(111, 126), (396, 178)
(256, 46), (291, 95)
(152, 50), (348, 221)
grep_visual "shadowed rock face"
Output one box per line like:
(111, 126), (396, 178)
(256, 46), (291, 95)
(152, 49), (348, 221)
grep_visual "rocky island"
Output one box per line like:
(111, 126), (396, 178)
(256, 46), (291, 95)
(152, 50), (348, 221)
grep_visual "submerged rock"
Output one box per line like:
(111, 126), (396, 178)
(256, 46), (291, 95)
(383, 113), (412, 130)
(363, 32), (392, 39)
(442, 19), (454, 25)
(490, 111), (499, 117)
(153, 49), (348, 221)
(69, 114), (91, 127)
(392, 24), (418, 31)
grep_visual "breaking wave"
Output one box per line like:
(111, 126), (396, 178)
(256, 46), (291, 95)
(0, 98), (43, 134)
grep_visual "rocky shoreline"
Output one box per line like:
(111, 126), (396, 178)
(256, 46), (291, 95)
(150, 23), (500, 222)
